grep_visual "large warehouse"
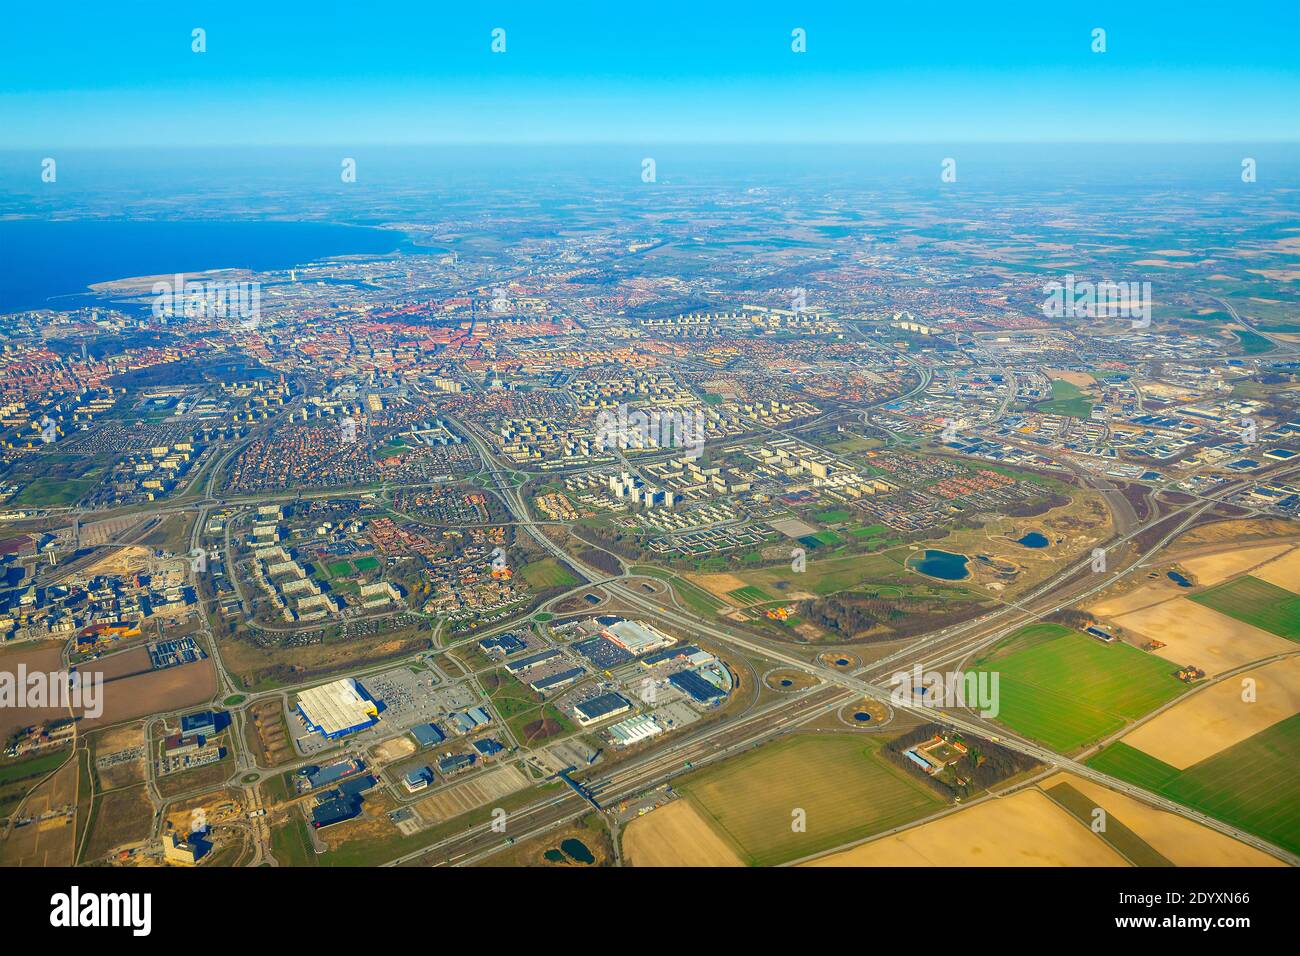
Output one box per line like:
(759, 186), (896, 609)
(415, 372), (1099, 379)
(602, 619), (677, 655)
(297, 678), (379, 740)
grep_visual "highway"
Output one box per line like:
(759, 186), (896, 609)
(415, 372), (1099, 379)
(451, 414), (1300, 866)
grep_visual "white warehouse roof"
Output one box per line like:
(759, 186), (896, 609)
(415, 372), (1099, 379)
(297, 678), (378, 738)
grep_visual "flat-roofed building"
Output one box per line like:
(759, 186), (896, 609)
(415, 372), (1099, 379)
(608, 713), (664, 747)
(297, 678), (379, 740)
(602, 619), (676, 656)
(574, 692), (632, 727)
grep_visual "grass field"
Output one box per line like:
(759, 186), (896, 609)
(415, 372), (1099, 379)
(1088, 715), (1300, 855)
(972, 623), (1187, 752)
(13, 477), (94, 507)
(1189, 576), (1300, 640)
(727, 585), (772, 605)
(270, 814), (318, 866)
(518, 558), (579, 589)
(725, 549), (908, 597)
(1035, 379), (1094, 419)
(815, 509), (852, 524)
(678, 734), (944, 866)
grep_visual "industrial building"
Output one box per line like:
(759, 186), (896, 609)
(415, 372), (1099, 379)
(296, 678), (379, 740)
(438, 752), (476, 774)
(669, 669), (727, 703)
(608, 713), (664, 747)
(306, 757), (366, 790)
(404, 767), (432, 792)
(411, 723), (445, 748)
(504, 648), (562, 674)
(574, 692), (632, 727)
(448, 706), (492, 735)
(529, 666), (584, 693)
(180, 710), (218, 737)
(602, 619), (677, 655)
(479, 632), (527, 656)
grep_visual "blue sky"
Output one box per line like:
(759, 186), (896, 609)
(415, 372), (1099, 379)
(2, 1), (1297, 146)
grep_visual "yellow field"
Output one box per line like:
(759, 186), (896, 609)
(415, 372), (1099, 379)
(1120, 657), (1300, 769)
(1176, 543), (1293, 587)
(623, 799), (743, 867)
(1040, 773), (1283, 867)
(688, 572), (757, 600)
(1089, 576), (1187, 617)
(800, 790), (1128, 868)
(804, 789), (1125, 867)
(1252, 547), (1300, 593)
(1045, 369), (1096, 387)
(1111, 597), (1294, 676)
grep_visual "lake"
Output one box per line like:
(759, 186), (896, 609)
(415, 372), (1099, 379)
(1016, 531), (1049, 548)
(909, 549), (971, 581)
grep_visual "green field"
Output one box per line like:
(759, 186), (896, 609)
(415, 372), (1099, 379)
(1087, 715), (1300, 855)
(269, 815), (318, 866)
(1190, 575), (1300, 640)
(971, 623), (1187, 752)
(1233, 328), (1275, 355)
(815, 509), (852, 524)
(326, 560), (355, 577)
(725, 549), (909, 597)
(518, 558), (579, 589)
(13, 477), (95, 507)
(353, 556), (380, 572)
(727, 585), (773, 605)
(0, 750), (68, 787)
(1035, 378), (1094, 419)
(678, 734), (944, 866)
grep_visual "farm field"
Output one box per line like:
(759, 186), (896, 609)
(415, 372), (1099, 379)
(1189, 575), (1300, 640)
(1176, 542), (1293, 587)
(1251, 546), (1300, 591)
(971, 623), (1188, 752)
(727, 585), (772, 605)
(1119, 657), (1300, 769)
(622, 799), (743, 867)
(677, 734), (944, 866)
(805, 787), (1124, 866)
(1040, 773), (1282, 867)
(1087, 715), (1300, 856)
(1107, 597), (1294, 677)
(81, 783), (153, 863)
